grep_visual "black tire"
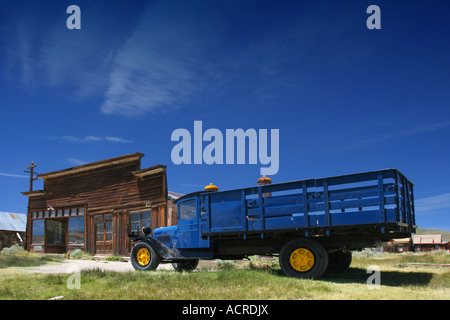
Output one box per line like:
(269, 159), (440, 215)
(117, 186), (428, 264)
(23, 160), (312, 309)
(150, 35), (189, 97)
(279, 239), (328, 279)
(130, 242), (161, 271)
(172, 259), (199, 272)
(326, 250), (352, 273)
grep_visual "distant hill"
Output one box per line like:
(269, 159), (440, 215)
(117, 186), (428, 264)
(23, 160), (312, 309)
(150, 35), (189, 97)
(415, 227), (450, 242)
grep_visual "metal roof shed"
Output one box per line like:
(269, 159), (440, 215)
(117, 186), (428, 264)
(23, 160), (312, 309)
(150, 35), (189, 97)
(0, 212), (26, 232)
(0, 212), (27, 250)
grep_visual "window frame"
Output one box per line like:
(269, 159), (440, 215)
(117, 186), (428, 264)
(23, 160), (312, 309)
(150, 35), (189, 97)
(29, 206), (86, 252)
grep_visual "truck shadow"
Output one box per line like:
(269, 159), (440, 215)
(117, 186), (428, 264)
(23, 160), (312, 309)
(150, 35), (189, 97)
(265, 267), (433, 287)
(320, 267), (434, 287)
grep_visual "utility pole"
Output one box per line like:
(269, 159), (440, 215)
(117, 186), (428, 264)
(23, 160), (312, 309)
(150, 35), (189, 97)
(24, 161), (38, 192)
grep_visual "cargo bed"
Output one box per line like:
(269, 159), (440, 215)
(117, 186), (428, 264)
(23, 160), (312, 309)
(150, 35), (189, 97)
(196, 168), (416, 240)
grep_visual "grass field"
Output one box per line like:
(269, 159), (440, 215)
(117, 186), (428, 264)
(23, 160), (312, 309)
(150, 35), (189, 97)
(0, 249), (448, 300)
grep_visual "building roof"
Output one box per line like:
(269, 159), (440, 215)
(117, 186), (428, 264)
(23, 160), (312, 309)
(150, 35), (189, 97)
(413, 234), (443, 244)
(133, 164), (166, 179)
(37, 152), (145, 179)
(389, 238), (411, 244)
(0, 212), (26, 232)
(168, 191), (184, 200)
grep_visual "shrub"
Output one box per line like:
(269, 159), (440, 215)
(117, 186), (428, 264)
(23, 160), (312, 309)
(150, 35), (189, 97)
(1, 244), (25, 255)
(0, 245), (62, 268)
(105, 255), (126, 262)
(214, 259), (236, 270)
(69, 249), (92, 260)
(247, 255), (279, 270)
(352, 249), (386, 258)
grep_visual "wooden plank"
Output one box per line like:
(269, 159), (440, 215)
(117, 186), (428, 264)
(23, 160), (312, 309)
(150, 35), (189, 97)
(302, 182), (309, 232)
(323, 179), (330, 226)
(378, 173), (386, 223)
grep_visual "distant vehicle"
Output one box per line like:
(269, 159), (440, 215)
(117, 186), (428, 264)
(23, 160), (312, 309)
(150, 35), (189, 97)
(129, 169), (416, 279)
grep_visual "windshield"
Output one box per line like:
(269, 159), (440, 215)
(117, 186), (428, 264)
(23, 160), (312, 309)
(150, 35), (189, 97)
(179, 198), (197, 220)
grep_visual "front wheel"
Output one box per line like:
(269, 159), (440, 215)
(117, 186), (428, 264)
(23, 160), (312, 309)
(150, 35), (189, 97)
(172, 259), (199, 272)
(130, 242), (161, 271)
(279, 239), (328, 279)
(326, 250), (352, 273)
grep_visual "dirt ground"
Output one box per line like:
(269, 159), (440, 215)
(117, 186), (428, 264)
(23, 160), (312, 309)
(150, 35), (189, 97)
(20, 259), (174, 274)
(19, 258), (219, 274)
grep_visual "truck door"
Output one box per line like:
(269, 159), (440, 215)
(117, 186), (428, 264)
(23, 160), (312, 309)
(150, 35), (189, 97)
(177, 197), (210, 249)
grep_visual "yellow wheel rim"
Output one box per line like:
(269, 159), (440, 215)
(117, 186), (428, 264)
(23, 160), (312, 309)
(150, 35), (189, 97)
(136, 248), (150, 266)
(289, 248), (315, 272)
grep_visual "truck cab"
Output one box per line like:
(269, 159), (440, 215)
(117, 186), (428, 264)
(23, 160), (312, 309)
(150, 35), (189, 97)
(152, 193), (210, 250)
(129, 192), (214, 272)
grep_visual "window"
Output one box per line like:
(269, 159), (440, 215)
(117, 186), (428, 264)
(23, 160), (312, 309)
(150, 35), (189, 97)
(32, 220), (45, 245)
(131, 213), (140, 234)
(179, 199), (197, 220)
(104, 214), (112, 241)
(142, 210), (151, 228)
(29, 207), (86, 252)
(95, 214), (113, 242)
(130, 210), (152, 234)
(68, 217), (84, 245)
(96, 220), (104, 241)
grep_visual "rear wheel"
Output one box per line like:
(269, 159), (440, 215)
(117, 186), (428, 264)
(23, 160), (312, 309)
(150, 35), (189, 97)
(130, 242), (161, 271)
(279, 239), (328, 279)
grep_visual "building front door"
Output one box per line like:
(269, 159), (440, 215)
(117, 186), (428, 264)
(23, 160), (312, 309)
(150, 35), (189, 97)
(45, 218), (67, 253)
(94, 214), (113, 255)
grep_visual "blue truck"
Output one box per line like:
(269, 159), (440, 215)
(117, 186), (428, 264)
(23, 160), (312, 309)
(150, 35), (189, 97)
(129, 168), (416, 279)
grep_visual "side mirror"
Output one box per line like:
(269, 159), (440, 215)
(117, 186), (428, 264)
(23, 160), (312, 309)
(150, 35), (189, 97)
(142, 225), (152, 235)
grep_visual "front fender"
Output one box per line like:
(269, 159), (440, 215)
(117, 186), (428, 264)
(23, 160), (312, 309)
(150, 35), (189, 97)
(130, 235), (178, 260)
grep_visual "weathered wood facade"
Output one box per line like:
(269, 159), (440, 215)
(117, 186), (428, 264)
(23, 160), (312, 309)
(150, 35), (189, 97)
(22, 153), (176, 256)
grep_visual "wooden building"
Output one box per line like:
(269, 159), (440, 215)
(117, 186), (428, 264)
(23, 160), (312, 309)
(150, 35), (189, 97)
(413, 234), (448, 252)
(380, 234), (449, 253)
(382, 238), (412, 253)
(22, 153), (177, 256)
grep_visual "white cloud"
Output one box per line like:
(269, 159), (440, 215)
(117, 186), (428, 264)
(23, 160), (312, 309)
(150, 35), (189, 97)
(0, 172), (28, 179)
(415, 193), (450, 214)
(1, 1), (323, 117)
(104, 136), (133, 144)
(100, 2), (214, 117)
(84, 136), (103, 142)
(0, 2), (137, 100)
(46, 135), (133, 144)
(338, 121), (450, 151)
(67, 158), (88, 166)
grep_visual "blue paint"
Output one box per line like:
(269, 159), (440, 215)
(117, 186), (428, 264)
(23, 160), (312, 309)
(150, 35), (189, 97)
(150, 168), (415, 257)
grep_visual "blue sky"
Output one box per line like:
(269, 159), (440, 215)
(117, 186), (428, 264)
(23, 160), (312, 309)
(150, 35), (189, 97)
(0, 0), (449, 230)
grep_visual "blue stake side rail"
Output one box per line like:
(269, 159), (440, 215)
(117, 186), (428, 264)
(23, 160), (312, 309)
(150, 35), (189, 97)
(197, 168), (416, 239)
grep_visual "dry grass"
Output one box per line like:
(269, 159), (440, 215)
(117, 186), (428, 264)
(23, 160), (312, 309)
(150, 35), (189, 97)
(0, 251), (448, 300)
